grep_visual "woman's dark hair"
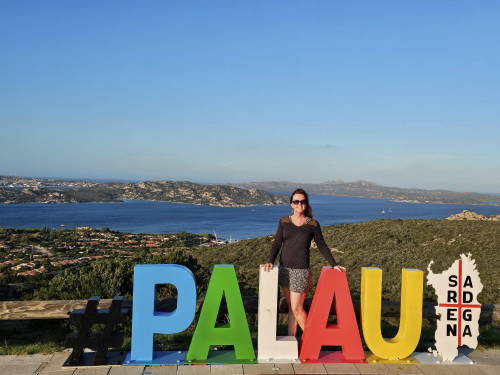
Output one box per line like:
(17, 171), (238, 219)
(290, 188), (313, 218)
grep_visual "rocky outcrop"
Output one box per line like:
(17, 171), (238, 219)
(446, 210), (500, 221)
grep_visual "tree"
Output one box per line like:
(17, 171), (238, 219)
(35, 249), (209, 300)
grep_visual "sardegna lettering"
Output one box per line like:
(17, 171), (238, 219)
(427, 253), (483, 362)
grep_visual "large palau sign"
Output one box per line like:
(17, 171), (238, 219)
(123, 254), (481, 366)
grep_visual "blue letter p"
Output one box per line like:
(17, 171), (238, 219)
(131, 264), (196, 361)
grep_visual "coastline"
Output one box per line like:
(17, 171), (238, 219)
(2, 195), (499, 206)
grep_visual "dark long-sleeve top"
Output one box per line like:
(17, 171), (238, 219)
(267, 216), (337, 269)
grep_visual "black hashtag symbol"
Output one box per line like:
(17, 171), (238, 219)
(65, 296), (129, 365)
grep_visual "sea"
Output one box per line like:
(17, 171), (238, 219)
(1, 194), (500, 240)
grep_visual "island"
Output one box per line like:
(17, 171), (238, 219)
(0, 176), (287, 207)
(233, 180), (500, 206)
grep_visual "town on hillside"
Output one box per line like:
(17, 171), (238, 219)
(0, 227), (226, 297)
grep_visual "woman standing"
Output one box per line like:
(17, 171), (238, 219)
(262, 188), (345, 336)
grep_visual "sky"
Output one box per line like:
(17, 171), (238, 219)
(1, 1), (499, 193)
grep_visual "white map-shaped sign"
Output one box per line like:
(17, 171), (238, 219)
(426, 253), (483, 362)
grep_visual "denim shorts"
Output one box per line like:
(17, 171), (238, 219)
(278, 267), (312, 293)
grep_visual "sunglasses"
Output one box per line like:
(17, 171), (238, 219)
(292, 199), (307, 205)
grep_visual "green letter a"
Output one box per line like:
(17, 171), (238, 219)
(186, 264), (256, 363)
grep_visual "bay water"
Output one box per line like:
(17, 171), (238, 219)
(1, 195), (500, 240)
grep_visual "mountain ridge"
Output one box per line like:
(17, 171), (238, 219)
(232, 180), (500, 205)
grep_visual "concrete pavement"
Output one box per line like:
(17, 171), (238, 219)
(0, 350), (498, 375)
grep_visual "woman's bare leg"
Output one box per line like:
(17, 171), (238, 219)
(280, 286), (297, 336)
(290, 291), (307, 332)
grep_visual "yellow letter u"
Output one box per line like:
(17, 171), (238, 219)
(361, 268), (423, 360)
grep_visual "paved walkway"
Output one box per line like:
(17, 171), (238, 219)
(0, 350), (499, 375)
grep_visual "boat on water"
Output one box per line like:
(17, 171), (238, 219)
(212, 230), (239, 244)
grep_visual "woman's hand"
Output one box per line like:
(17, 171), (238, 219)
(261, 263), (274, 272)
(333, 265), (346, 272)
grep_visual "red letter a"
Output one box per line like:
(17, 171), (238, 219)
(299, 267), (365, 363)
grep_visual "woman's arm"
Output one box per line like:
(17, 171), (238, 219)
(313, 222), (338, 267)
(267, 219), (284, 265)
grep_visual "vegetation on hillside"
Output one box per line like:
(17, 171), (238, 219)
(1, 218), (499, 354)
(190, 219), (500, 304)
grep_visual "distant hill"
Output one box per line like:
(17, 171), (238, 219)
(0, 176), (287, 207)
(233, 180), (500, 205)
